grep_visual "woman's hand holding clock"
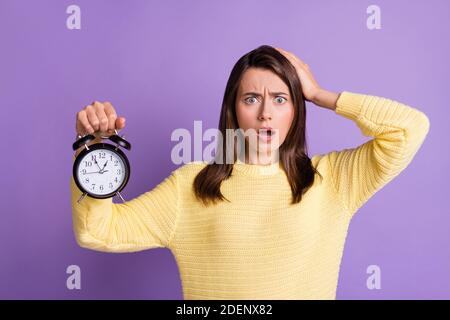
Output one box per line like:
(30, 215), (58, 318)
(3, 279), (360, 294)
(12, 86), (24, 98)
(73, 101), (131, 201)
(74, 101), (126, 156)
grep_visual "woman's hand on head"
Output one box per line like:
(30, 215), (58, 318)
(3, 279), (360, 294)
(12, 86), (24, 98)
(274, 47), (322, 103)
(75, 101), (126, 139)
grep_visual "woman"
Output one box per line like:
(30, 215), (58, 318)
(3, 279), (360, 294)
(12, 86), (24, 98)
(71, 45), (430, 299)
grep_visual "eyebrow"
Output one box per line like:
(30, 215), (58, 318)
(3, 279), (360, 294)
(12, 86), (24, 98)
(242, 91), (289, 97)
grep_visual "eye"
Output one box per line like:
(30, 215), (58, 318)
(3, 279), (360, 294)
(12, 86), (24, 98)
(244, 96), (259, 104)
(275, 96), (287, 104)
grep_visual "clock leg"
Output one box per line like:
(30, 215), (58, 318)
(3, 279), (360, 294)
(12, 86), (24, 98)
(77, 192), (87, 204)
(116, 191), (126, 203)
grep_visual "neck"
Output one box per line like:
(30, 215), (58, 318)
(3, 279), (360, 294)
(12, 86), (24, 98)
(243, 149), (280, 165)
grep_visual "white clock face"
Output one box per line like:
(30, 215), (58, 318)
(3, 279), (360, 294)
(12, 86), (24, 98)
(76, 148), (127, 196)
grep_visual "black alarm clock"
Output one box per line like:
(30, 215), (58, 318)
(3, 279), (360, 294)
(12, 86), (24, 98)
(72, 130), (131, 203)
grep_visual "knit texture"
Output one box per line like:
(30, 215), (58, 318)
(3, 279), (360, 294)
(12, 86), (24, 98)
(70, 91), (430, 299)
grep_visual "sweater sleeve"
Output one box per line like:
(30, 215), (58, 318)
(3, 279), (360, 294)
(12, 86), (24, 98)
(325, 91), (430, 216)
(70, 157), (180, 253)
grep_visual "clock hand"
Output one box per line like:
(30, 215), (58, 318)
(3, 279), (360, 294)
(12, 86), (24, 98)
(98, 160), (109, 173)
(84, 169), (109, 174)
(94, 158), (102, 171)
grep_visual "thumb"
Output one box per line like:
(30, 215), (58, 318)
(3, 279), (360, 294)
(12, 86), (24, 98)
(115, 116), (126, 130)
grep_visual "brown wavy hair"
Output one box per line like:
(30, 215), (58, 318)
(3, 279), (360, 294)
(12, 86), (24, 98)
(193, 44), (321, 206)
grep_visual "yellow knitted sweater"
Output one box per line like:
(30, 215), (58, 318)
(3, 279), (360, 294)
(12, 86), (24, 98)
(70, 91), (430, 299)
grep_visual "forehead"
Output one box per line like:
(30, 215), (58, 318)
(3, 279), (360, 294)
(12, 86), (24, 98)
(238, 68), (289, 93)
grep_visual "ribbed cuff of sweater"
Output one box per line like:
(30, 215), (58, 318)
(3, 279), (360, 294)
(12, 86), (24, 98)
(334, 91), (366, 120)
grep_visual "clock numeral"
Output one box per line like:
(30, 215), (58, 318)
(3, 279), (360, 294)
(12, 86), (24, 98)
(110, 155), (113, 161)
(91, 183), (96, 190)
(99, 152), (106, 159)
(84, 161), (92, 167)
(84, 178), (89, 183)
(114, 160), (119, 166)
(114, 177), (118, 183)
(81, 169), (86, 175)
(91, 154), (97, 161)
(117, 169), (121, 175)
(109, 183), (113, 189)
(99, 185), (104, 191)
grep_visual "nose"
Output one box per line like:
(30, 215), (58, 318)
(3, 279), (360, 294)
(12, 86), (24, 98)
(258, 98), (272, 121)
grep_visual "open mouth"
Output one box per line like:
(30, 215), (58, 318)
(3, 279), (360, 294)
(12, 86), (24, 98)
(258, 128), (275, 136)
(257, 128), (276, 142)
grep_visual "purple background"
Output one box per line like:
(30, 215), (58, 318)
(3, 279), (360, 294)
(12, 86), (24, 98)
(0, 0), (448, 299)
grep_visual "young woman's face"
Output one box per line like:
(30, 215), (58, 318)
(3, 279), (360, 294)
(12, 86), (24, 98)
(235, 67), (295, 161)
